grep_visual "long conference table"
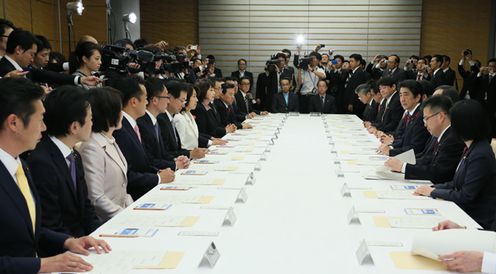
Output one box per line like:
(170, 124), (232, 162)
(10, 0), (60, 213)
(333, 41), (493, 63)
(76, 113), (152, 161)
(70, 114), (483, 274)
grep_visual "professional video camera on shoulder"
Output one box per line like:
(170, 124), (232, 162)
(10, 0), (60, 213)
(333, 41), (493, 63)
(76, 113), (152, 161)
(100, 45), (155, 74)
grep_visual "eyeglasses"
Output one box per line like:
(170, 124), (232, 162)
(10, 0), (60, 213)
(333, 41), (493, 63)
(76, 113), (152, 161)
(423, 112), (441, 124)
(156, 95), (170, 100)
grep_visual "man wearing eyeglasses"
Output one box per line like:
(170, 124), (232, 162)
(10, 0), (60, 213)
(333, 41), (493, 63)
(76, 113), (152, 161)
(385, 95), (465, 184)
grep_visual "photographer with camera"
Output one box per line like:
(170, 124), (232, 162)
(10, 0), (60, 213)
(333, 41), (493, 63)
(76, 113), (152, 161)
(382, 54), (407, 83)
(404, 55), (420, 79)
(365, 54), (387, 80)
(458, 49), (481, 100)
(296, 51), (325, 113)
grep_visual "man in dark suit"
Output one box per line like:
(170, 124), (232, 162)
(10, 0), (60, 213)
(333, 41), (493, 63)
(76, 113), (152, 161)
(382, 54), (407, 84)
(442, 55), (457, 86)
(457, 53), (480, 100)
(378, 80), (430, 156)
(308, 79), (336, 113)
(272, 77), (299, 113)
(366, 77), (404, 134)
(112, 76), (175, 200)
(137, 78), (190, 172)
(27, 86), (101, 239)
(215, 82), (253, 129)
(429, 55), (449, 88)
(385, 95), (465, 184)
(0, 29), (99, 87)
(157, 80), (207, 160)
(356, 83), (380, 122)
(231, 58), (253, 90)
(343, 53), (368, 117)
(365, 55), (386, 80)
(235, 76), (260, 116)
(0, 78), (110, 273)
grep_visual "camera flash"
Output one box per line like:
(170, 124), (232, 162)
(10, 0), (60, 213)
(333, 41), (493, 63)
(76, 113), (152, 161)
(296, 35), (305, 45)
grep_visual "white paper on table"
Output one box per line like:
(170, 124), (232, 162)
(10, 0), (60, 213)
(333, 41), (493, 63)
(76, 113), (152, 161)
(394, 149), (416, 165)
(388, 216), (443, 229)
(111, 215), (197, 227)
(376, 190), (428, 200)
(412, 229), (496, 261)
(375, 166), (406, 181)
(82, 251), (179, 273)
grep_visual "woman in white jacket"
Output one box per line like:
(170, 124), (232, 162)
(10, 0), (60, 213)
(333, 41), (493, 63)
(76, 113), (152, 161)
(173, 84), (201, 150)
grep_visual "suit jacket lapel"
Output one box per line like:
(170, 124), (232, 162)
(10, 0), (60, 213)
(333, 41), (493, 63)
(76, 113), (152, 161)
(46, 138), (79, 202)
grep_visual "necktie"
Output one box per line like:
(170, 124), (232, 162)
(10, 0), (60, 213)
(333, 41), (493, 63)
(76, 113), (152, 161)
(321, 96), (325, 108)
(170, 117), (179, 146)
(133, 124), (142, 143)
(66, 153), (77, 190)
(404, 113), (412, 127)
(284, 93), (288, 105)
(244, 95), (250, 113)
(432, 139), (440, 155)
(154, 123), (161, 142)
(380, 99), (388, 121)
(16, 164), (36, 233)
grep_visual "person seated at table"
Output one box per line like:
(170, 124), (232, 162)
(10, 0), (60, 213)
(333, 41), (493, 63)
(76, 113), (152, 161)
(377, 80), (430, 156)
(414, 99), (496, 230)
(78, 87), (133, 222)
(272, 77), (299, 113)
(308, 79), (336, 114)
(28, 86), (101, 240)
(0, 77), (110, 274)
(138, 78), (189, 169)
(111, 76), (175, 200)
(192, 78), (237, 138)
(356, 82), (380, 123)
(364, 77), (403, 134)
(174, 84), (227, 149)
(384, 95), (465, 184)
(214, 82), (253, 129)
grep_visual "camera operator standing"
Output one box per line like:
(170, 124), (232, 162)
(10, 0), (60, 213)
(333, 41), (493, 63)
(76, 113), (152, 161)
(296, 50), (325, 113)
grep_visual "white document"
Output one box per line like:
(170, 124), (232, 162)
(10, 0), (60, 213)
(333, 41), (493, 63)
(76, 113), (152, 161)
(376, 190), (429, 200)
(375, 166), (406, 181)
(83, 251), (178, 273)
(388, 216), (443, 229)
(412, 229), (496, 260)
(394, 149), (416, 165)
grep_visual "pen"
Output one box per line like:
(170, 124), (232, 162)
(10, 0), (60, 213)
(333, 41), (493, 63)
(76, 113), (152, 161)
(98, 234), (139, 238)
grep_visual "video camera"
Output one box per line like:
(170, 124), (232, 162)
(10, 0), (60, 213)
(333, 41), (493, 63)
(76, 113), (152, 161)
(100, 45), (155, 74)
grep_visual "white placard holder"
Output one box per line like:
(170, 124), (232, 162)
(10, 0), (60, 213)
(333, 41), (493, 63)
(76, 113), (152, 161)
(199, 242), (220, 268)
(236, 188), (248, 203)
(347, 206), (360, 224)
(356, 240), (374, 265)
(246, 172), (255, 185)
(341, 183), (351, 197)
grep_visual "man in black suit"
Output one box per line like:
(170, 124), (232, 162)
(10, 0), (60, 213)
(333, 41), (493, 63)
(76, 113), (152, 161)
(327, 55), (348, 113)
(231, 58), (253, 90)
(356, 83), (380, 123)
(28, 86), (101, 240)
(0, 78), (109, 273)
(343, 53), (368, 117)
(235, 76), (259, 117)
(442, 55), (457, 86)
(308, 79), (336, 113)
(365, 77), (404, 134)
(112, 76), (175, 200)
(157, 80), (208, 160)
(0, 18), (14, 57)
(137, 78), (190, 172)
(382, 54), (407, 84)
(385, 95), (465, 184)
(0, 29), (99, 86)
(457, 52), (480, 100)
(378, 80), (430, 156)
(203, 55), (222, 78)
(215, 82), (253, 129)
(272, 77), (299, 113)
(365, 55), (387, 80)
(429, 55), (449, 88)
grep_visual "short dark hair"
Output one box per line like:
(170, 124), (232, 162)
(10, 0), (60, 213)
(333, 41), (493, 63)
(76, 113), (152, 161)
(114, 38), (135, 50)
(111, 76), (145, 107)
(221, 83), (235, 94)
(6, 29), (37, 54)
(349, 53), (363, 62)
(74, 42), (101, 69)
(49, 51), (67, 64)
(409, 55), (420, 61)
(355, 83), (370, 95)
(87, 87), (122, 132)
(239, 76), (251, 85)
(281, 49), (291, 58)
(224, 76), (237, 82)
(279, 77), (291, 85)
(309, 51), (322, 61)
(377, 76), (396, 87)
(0, 18), (15, 36)
(134, 38), (148, 49)
(145, 77), (166, 102)
(435, 85), (459, 103)
(34, 35), (51, 53)
(237, 58), (247, 65)
(317, 79), (328, 87)
(399, 80), (424, 99)
(450, 99), (490, 141)
(488, 58), (496, 64)
(418, 80), (435, 97)
(334, 55), (344, 63)
(195, 78), (213, 102)
(184, 83), (195, 108)
(389, 54), (400, 64)
(422, 94), (453, 115)
(0, 78), (44, 129)
(368, 80), (379, 95)
(44, 86), (90, 137)
(432, 55), (444, 65)
(166, 80), (187, 99)
(442, 55), (451, 63)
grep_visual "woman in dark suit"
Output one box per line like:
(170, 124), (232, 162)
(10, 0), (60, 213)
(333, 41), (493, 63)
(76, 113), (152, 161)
(415, 99), (496, 230)
(191, 79), (236, 138)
